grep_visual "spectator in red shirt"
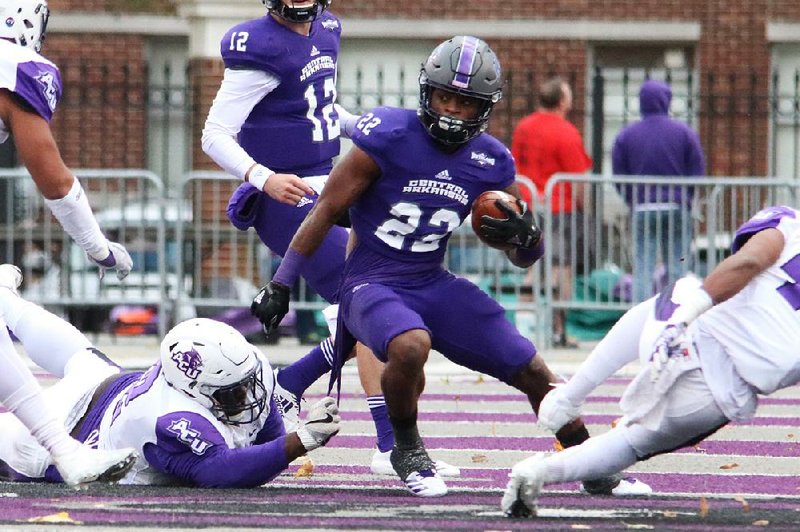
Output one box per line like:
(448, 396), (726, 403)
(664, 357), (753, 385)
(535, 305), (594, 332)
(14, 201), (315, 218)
(512, 77), (593, 347)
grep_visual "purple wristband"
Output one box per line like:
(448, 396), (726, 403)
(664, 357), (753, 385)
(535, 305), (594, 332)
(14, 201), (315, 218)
(515, 238), (545, 264)
(95, 250), (116, 267)
(273, 248), (307, 287)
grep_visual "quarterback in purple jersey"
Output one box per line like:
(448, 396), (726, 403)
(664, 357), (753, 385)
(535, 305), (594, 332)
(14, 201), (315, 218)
(251, 35), (650, 497)
(0, 268), (340, 487)
(0, 0), (135, 486)
(203, 0), (458, 476)
(504, 205), (800, 517)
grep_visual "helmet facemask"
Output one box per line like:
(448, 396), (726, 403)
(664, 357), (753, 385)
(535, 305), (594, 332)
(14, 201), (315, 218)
(262, 0), (331, 23)
(160, 318), (274, 427)
(206, 360), (269, 426)
(417, 36), (504, 146)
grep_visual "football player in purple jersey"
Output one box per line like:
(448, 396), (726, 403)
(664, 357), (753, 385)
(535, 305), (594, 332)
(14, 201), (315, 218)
(250, 35), (651, 497)
(0, 0), (136, 486)
(202, 0), (458, 476)
(0, 265), (340, 487)
(503, 205), (800, 517)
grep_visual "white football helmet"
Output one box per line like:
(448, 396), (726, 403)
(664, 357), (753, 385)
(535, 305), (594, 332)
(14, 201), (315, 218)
(0, 0), (50, 53)
(160, 318), (273, 425)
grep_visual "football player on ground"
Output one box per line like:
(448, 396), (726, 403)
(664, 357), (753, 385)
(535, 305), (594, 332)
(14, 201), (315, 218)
(250, 35), (651, 498)
(202, 0), (457, 476)
(0, 265), (340, 487)
(0, 0), (135, 485)
(502, 205), (800, 517)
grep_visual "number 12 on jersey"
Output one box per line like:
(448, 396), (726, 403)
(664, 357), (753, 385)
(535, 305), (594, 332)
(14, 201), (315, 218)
(304, 77), (340, 143)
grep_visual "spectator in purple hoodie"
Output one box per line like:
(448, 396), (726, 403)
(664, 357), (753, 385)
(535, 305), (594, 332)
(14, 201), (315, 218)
(612, 80), (705, 302)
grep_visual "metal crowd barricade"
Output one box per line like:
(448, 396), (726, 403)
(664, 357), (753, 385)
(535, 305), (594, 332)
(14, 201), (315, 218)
(443, 176), (545, 347)
(538, 173), (797, 349)
(178, 173), (547, 345)
(0, 169), (168, 335)
(176, 172), (331, 341)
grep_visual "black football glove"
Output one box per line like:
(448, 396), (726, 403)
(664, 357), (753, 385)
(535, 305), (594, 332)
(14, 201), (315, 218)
(251, 281), (291, 336)
(480, 199), (542, 249)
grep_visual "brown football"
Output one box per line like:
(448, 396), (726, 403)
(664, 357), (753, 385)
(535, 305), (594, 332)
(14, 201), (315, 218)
(470, 190), (522, 251)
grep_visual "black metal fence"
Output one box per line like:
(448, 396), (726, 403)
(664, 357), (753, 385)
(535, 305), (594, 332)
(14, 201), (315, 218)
(4, 63), (800, 185)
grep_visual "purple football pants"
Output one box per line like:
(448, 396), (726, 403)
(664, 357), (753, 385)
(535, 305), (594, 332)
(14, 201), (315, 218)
(339, 267), (536, 385)
(228, 183), (347, 303)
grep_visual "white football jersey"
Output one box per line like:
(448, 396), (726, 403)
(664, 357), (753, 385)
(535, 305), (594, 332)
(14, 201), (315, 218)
(96, 363), (268, 485)
(698, 206), (800, 395)
(0, 39), (62, 143)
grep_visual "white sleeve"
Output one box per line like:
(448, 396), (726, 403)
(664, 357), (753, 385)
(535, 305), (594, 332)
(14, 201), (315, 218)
(44, 178), (110, 262)
(201, 69), (280, 180)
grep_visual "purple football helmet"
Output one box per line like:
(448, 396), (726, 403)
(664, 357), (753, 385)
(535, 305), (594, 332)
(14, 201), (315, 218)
(418, 35), (504, 145)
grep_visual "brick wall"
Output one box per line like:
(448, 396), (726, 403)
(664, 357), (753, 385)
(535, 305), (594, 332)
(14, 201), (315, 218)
(50, 1), (800, 176)
(45, 34), (147, 169)
(189, 58), (225, 172)
(52, 0), (177, 14)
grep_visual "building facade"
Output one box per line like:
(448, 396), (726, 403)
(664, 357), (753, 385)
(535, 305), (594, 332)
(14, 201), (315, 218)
(27, 0), (800, 185)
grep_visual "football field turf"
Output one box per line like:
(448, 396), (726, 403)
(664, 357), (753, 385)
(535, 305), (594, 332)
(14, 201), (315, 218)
(1, 343), (799, 530)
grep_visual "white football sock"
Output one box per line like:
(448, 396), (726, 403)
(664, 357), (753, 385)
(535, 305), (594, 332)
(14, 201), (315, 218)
(561, 299), (652, 406)
(543, 427), (637, 484)
(0, 326), (79, 457)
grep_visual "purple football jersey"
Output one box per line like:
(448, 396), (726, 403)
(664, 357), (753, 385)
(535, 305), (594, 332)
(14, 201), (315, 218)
(348, 107), (515, 271)
(0, 40), (62, 125)
(220, 13), (342, 177)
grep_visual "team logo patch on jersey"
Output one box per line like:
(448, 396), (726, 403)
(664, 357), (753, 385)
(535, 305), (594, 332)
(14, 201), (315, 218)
(170, 344), (203, 380)
(470, 152), (495, 167)
(35, 71), (58, 112)
(167, 418), (212, 455)
(310, 45), (320, 57)
(321, 19), (339, 30)
(296, 196), (313, 208)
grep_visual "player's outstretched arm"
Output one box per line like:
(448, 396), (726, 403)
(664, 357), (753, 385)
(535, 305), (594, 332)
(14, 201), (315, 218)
(702, 227), (783, 304)
(2, 91), (132, 279)
(201, 69), (313, 205)
(252, 146), (380, 335)
(649, 226), (784, 382)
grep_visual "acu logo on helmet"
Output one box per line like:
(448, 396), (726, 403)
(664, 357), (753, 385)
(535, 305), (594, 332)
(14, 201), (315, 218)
(170, 343), (203, 380)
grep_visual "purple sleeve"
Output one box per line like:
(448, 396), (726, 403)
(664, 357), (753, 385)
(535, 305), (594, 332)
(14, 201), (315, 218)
(498, 147), (516, 190)
(731, 206), (796, 253)
(351, 106), (404, 174)
(611, 133), (633, 205)
(220, 19), (283, 74)
(611, 132), (627, 175)
(15, 61), (62, 122)
(685, 128), (705, 176)
(145, 411), (290, 488)
(254, 397), (287, 444)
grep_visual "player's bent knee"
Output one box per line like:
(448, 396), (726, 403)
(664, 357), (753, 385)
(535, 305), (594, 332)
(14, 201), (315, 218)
(387, 329), (431, 369)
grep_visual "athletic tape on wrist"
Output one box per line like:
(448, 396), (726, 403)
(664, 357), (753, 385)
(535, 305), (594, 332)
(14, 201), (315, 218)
(247, 165), (274, 192)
